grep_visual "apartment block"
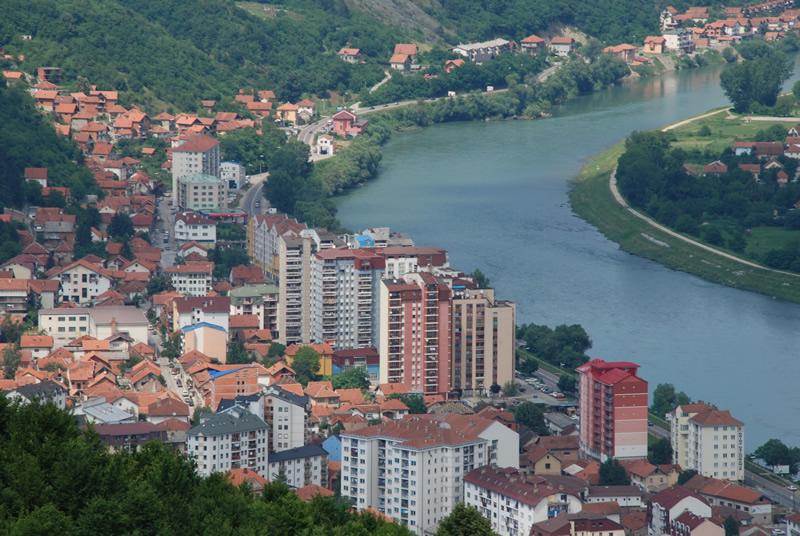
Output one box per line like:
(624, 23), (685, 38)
(165, 262), (214, 296)
(340, 414), (518, 535)
(187, 406), (268, 477)
(464, 466), (585, 536)
(172, 296), (230, 333)
(171, 134), (220, 207)
(451, 287), (515, 396)
(312, 248), (384, 349)
(49, 259), (112, 304)
(39, 306), (148, 348)
(174, 211), (217, 243)
(577, 359), (648, 461)
(266, 444), (327, 488)
(229, 284), (279, 335)
(176, 173), (228, 212)
(248, 213), (306, 277)
(378, 272), (452, 395)
(669, 404), (744, 481)
(264, 385), (308, 452)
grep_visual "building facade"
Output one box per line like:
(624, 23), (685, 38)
(176, 173), (228, 211)
(172, 135), (220, 206)
(165, 263), (214, 296)
(577, 359), (648, 461)
(670, 404), (744, 481)
(264, 385), (307, 452)
(187, 407), (268, 477)
(174, 211), (217, 244)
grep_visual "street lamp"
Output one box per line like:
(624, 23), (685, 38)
(258, 154), (265, 175)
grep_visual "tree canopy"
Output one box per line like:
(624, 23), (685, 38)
(720, 42), (792, 112)
(650, 383), (691, 418)
(517, 323), (592, 369)
(599, 458), (630, 486)
(0, 397), (412, 535)
(436, 503), (496, 536)
(753, 438), (800, 473)
(512, 401), (549, 435)
(292, 347), (321, 386)
(331, 367), (370, 390)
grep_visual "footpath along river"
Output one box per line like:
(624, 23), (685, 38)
(337, 58), (800, 448)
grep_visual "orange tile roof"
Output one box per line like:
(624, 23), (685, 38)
(295, 484), (334, 502)
(20, 335), (53, 348)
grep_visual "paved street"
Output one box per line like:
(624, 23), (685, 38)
(240, 173), (269, 216)
(155, 196), (177, 267)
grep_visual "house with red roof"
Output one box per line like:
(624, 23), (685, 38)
(521, 35), (546, 53)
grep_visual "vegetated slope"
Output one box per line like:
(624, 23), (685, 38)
(0, 83), (96, 208)
(350, 0), (660, 44)
(0, 0), (399, 110)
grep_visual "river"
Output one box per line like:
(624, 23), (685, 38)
(337, 59), (800, 448)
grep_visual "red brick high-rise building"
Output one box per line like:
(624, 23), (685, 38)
(577, 359), (648, 461)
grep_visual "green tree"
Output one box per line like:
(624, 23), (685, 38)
(650, 383), (690, 418)
(724, 515), (740, 536)
(648, 438), (673, 465)
(470, 269), (491, 289)
(793, 80), (800, 101)
(0, 314), (22, 343)
(388, 393), (427, 414)
(147, 275), (173, 296)
(436, 503), (495, 536)
(502, 381), (519, 397)
(512, 401), (548, 435)
(293, 347), (321, 386)
(3, 345), (21, 379)
(557, 375), (576, 394)
(108, 213), (134, 241)
(161, 332), (183, 360)
(267, 342), (286, 360)
(517, 355), (539, 376)
(331, 367), (370, 390)
(720, 49), (792, 112)
(227, 338), (251, 364)
(754, 438), (800, 472)
(677, 469), (698, 485)
(599, 458), (630, 485)
(190, 406), (213, 426)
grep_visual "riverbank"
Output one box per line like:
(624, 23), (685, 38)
(569, 111), (800, 304)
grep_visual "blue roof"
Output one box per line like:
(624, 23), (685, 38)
(208, 367), (244, 380)
(355, 235), (375, 247)
(181, 322), (227, 334)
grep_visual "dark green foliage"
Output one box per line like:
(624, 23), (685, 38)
(292, 347), (321, 386)
(209, 246), (250, 280)
(0, 398), (410, 534)
(267, 342), (286, 360)
(512, 401), (549, 435)
(720, 42), (792, 112)
(3, 346), (21, 379)
(436, 503), (496, 536)
(108, 213), (134, 242)
(331, 367), (370, 390)
(724, 516), (740, 536)
(0, 222), (21, 265)
(753, 438), (800, 473)
(0, 86), (96, 208)
(501, 381), (519, 397)
(649, 438), (673, 465)
(470, 269), (490, 289)
(146, 275), (173, 296)
(517, 323), (592, 369)
(226, 338), (251, 365)
(219, 124), (286, 175)
(650, 383), (691, 418)
(557, 375), (576, 394)
(599, 458), (630, 485)
(0, 316), (22, 344)
(388, 394), (427, 414)
(161, 332), (183, 360)
(517, 354), (539, 376)
(678, 469), (698, 485)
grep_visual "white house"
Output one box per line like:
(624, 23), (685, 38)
(221, 161), (246, 189)
(164, 262), (214, 296)
(669, 403), (744, 481)
(586, 485), (644, 507)
(49, 259), (112, 304)
(266, 444), (327, 488)
(6, 380), (67, 409)
(650, 487), (712, 536)
(174, 211), (217, 244)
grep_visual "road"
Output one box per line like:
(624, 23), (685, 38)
(155, 196), (177, 267)
(241, 172), (269, 216)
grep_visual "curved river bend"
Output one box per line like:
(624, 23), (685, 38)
(337, 60), (800, 448)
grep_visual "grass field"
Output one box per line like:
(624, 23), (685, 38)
(569, 143), (800, 304)
(669, 112), (794, 155)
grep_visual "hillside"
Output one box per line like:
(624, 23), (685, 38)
(0, 82), (96, 208)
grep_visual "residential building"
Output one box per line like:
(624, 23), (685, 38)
(311, 248), (384, 349)
(49, 259), (112, 304)
(94, 422), (169, 452)
(521, 35), (546, 53)
(340, 414), (518, 535)
(622, 459), (680, 492)
(682, 475), (772, 525)
(389, 53), (412, 72)
(549, 37), (575, 57)
(220, 161), (246, 189)
(182, 322), (228, 362)
(786, 513), (800, 536)
(229, 284), (279, 334)
(264, 385), (308, 452)
(247, 212), (306, 277)
(452, 38), (513, 63)
(644, 36), (667, 54)
(176, 173), (228, 211)
(171, 134), (220, 207)
(278, 229), (342, 346)
(172, 296), (230, 333)
(5, 380), (67, 409)
(671, 512), (724, 536)
(0, 278), (29, 313)
(576, 359), (648, 461)
(332, 347), (380, 383)
(585, 485), (644, 507)
(187, 406), (268, 477)
(663, 29), (694, 54)
(39, 305), (148, 348)
(377, 246), (448, 278)
(650, 487), (712, 536)
(174, 211), (217, 244)
(165, 262), (214, 296)
(464, 466), (584, 536)
(338, 47), (361, 63)
(266, 444), (327, 488)
(669, 403), (744, 481)
(331, 110), (367, 137)
(378, 272), (452, 395)
(451, 287), (515, 396)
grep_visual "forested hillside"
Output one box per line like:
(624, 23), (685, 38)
(0, 82), (96, 208)
(0, 0), (664, 111)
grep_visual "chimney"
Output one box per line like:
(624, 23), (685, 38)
(111, 317), (118, 335)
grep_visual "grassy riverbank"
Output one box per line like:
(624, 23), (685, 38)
(569, 143), (800, 304)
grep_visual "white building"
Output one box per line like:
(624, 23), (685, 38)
(266, 443), (327, 488)
(49, 259), (112, 304)
(311, 248), (384, 349)
(669, 404), (744, 481)
(172, 296), (230, 333)
(6, 380), (67, 409)
(187, 406), (268, 477)
(464, 467), (584, 536)
(164, 262), (214, 296)
(340, 414), (519, 535)
(317, 134), (334, 156)
(663, 29), (694, 55)
(174, 211), (217, 244)
(221, 161), (246, 189)
(172, 134), (220, 207)
(649, 487), (712, 536)
(229, 284), (279, 335)
(453, 38), (513, 63)
(39, 305), (149, 348)
(264, 385), (307, 452)
(585, 485), (644, 507)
